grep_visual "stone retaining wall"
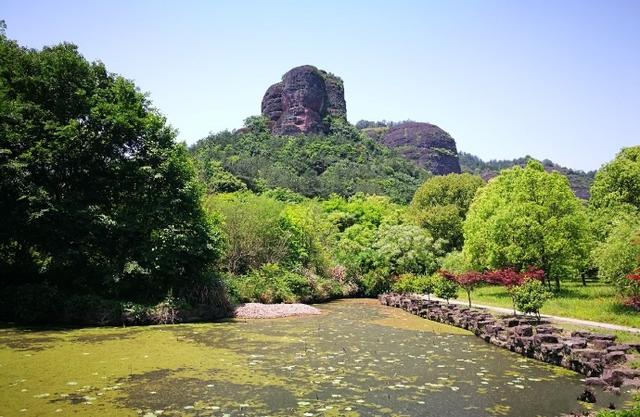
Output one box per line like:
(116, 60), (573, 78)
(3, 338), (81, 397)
(379, 293), (640, 389)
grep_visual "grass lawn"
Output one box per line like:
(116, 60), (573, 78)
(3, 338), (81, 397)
(456, 281), (640, 329)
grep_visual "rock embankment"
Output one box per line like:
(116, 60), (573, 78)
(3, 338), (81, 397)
(379, 293), (640, 389)
(233, 303), (322, 319)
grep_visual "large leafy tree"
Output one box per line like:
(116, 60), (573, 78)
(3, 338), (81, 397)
(0, 29), (222, 302)
(463, 160), (591, 290)
(587, 146), (640, 247)
(592, 218), (640, 289)
(410, 173), (484, 250)
(590, 146), (640, 211)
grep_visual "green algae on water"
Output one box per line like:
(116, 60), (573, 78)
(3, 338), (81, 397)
(0, 299), (630, 417)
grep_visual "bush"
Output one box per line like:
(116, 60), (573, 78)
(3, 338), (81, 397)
(392, 274), (417, 294)
(392, 274), (436, 298)
(205, 192), (293, 274)
(360, 268), (394, 297)
(441, 250), (473, 274)
(64, 294), (123, 325)
(227, 263), (344, 304)
(433, 275), (458, 303)
(0, 284), (226, 326)
(0, 283), (64, 324)
(512, 279), (552, 319)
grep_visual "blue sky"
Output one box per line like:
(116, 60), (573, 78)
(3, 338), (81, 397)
(2, 0), (639, 171)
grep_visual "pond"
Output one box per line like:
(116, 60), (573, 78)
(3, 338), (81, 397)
(0, 299), (630, 417)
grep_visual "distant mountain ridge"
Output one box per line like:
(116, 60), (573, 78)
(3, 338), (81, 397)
(196, 66), (594, 202)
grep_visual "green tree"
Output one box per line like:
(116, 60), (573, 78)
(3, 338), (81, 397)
(591, 146), (640, 211)
(410, 173), (484, 250)
(0, 33), (222, 302)
(433, 275), (458, 303)
(197, 160), (247, 193)
(463, 160), (591, 290)
(204, 192), (291, 275)
(441, 250), (473, 274)
(372, 224), (443, 276)
(592, 218), (640, 290)
(512, 279), (551, 320)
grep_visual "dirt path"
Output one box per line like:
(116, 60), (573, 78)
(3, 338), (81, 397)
(427, 296), (640, 334)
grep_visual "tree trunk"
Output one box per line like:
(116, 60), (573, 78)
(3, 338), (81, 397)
(467, 290), (472, 307)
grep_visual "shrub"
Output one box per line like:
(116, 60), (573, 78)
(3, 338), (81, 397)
(0, 283), (64, 324)
(512, 279), (552, 319)
(227, 263), (345, 304)
(392, 274), (436, 298)
(64, 294), (123, 325)
(150, 293), (187, 324)
(484, 268), (546, 315)
(360, 268), (394, 297)
(441, 250), (473, 274)
(433, 275), (458, 303)
(392, 273), (418, 294)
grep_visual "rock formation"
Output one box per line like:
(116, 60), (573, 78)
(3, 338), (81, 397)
(379, 293), (640, 391)
(261, 65), (346, 135)
(379, 122), (462, 175)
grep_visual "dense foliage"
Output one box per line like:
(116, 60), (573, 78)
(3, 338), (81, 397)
(0, 30), (225, 321)
(459, 152), (595, 200)
(511, 279), (551, 319)
(326, 194), (444, 296)
(190, 117), (428, 203)
(590, 146), (640, 211)
(2, 24), (639, 354)
(409, 173), (483, 250)
(463, 160), (591, 290)
(592, 217), (640, 290)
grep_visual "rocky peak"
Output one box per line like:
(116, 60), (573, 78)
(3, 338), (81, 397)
(379, 122), (462, 175)
(261, 65), (346, 135)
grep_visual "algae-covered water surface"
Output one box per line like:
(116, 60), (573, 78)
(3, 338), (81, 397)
(0, 299), (629, 417)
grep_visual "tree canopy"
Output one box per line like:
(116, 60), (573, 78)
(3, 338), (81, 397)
(590, 146), (640, 211)
(463, 160), (591, 290)
(189, 117), (428, 203)
(0, 32), (222, 302)
(410, 173), (484, 250)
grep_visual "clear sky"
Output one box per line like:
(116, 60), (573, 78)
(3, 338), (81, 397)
(2, 0), (639, 171)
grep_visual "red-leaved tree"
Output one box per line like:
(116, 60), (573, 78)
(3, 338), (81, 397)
(485, 268), (545, 314)
(439, 270), (486, 307)
(440, 267), (545, 312)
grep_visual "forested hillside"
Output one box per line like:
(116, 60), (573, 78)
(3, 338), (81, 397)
(190, 117), (428, 203)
